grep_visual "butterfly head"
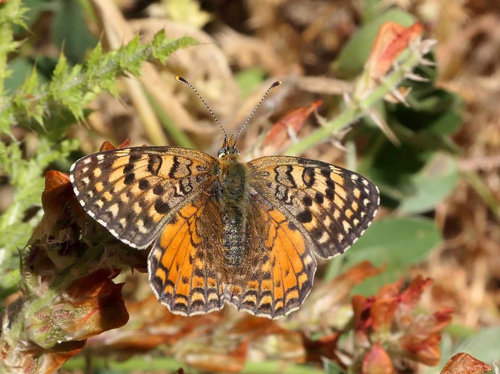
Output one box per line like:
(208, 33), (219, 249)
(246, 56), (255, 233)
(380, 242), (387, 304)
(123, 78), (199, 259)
(218, 135), (240, 159)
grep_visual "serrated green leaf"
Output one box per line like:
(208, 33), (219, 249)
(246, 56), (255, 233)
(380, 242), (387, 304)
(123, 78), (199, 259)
(1, 34), (198, 133)
(120, 36), (143, 75)
(19, 66), (38, 94)
(51, 53), (69, 90)
(86, 42), (103, 79)
(154, 35), (198, 62)
(152, 30), (167, 45)
(0, 0), (28, 26)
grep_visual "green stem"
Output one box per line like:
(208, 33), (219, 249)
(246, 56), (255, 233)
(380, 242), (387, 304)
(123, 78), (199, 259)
(284, 48), (423, 156)
(62, 356), (324, 374)
(461, 170), (500, 220)
(143, 87), (196, 149)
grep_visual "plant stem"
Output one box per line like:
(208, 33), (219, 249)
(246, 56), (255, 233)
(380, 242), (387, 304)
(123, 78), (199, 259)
(144, 87), (196, 149)
(62, 356), (324, 374)
(284, 48), (423, 156)
(461, 170), (500, 221)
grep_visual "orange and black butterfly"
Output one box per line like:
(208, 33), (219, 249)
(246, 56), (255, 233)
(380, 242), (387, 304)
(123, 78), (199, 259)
(70, 77), (379, 319)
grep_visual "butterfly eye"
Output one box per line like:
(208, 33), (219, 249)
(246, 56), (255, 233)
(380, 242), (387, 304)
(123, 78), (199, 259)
(218, 148), (227, 158)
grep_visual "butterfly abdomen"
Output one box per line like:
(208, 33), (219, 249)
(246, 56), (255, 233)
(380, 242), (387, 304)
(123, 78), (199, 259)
(218, 158), (249, 267)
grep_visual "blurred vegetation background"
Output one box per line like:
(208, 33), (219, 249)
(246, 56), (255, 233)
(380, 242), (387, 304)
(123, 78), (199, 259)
(0, 0), (499, 373)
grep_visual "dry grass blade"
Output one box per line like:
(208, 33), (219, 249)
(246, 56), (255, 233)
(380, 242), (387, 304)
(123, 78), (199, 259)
(294, 76), (353, 95)
(90, 0), (169, 146)
(129, 19), (240, 142)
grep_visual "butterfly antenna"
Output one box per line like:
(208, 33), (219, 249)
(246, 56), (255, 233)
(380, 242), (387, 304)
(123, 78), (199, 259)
(234, 80), (282, 144)
(175, 76), (228, 141)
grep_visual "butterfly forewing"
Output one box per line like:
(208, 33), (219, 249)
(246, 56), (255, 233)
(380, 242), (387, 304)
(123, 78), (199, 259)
(247, 156), (380, 259)
(70, 146), (217, 249)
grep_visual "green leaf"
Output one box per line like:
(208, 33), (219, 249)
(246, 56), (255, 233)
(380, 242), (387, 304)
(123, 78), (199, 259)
(393, 66), (464, 138)
(427, 104), (463, 136)
(341, 217), (442, 295)
(391, 122), (461, 154)
(121, 36), (143, 75)
(362, 0), (388, 23)
(398, 153), (459, 213)
(52, 0), (98, 64)
(0, 0), (28, 28)
(1, 34), (197, 134)
(152, 34), (198, 62)
(332, 8), (416, 77)
(4, 58), (38, 92)
(450, 327), (500, 366)
(86, 42), (103, 69)
(51, 53), (69, 88)
(235, 67), (267, 98)
(324, 359), (346, 374)
(19, 65), (38, 94)
(359, 137), (429, 204)
(358, 132), (459, 210)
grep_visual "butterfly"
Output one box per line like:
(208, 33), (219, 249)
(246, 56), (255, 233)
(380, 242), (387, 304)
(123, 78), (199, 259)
(70, 77), (379, 319)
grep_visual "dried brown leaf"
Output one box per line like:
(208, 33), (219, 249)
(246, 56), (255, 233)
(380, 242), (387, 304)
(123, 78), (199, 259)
(261, 100), (322, 155)
(441, 353), (492, 374)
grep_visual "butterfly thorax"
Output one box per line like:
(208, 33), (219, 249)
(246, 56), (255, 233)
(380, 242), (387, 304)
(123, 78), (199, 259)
(216, 148), (249, 267)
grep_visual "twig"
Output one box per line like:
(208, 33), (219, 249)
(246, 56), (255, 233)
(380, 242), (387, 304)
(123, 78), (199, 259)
(284, 42), (426, 156)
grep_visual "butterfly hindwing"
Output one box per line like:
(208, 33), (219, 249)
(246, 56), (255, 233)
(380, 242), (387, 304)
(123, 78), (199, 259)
(148, 194), (226, 316)
(224, 195), (317, 319)
(70, 146), (217, 249)
(248, 156), (380, 259)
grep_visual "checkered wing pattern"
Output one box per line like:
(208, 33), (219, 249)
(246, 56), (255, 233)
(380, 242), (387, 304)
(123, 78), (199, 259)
(247, 156), (380, 259)
(70, 146), (217, 249)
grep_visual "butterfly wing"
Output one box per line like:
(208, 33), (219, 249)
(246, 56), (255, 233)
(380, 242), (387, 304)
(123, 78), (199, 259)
(247, 156), (380, 259)
(224, 194), (317, 319)
(70, 146), (217, 249)
(148, 193), (226, 316)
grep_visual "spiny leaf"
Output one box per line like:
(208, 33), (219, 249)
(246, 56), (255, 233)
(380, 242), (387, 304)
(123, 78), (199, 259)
(0, 33), (198, 135)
